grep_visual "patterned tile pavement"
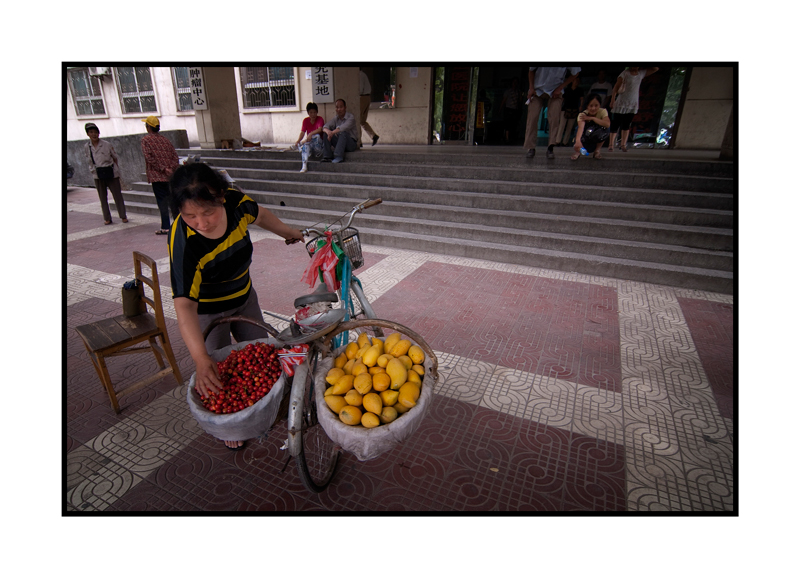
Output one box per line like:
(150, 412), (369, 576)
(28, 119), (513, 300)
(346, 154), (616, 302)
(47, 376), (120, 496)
(62, 186), (737, 514)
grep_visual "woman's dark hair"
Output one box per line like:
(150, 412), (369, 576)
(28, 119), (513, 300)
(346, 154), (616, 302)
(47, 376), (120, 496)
(306, 102), (318, 112)
(584, 93), (603, 107)
(168, 162), (233, 219)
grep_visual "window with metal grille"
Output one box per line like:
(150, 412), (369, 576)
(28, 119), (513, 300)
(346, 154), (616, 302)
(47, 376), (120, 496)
(171, 67), (194, 112)
(115, 66), (157, 114)
(68, 68), (106, 116)
(240, 67), (296, 108)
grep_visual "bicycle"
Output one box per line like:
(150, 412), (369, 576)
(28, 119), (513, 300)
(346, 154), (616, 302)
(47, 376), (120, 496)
(194, 199), (438, 493)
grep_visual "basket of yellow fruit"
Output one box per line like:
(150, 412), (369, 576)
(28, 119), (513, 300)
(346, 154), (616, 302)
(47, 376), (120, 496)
(312, 319), (438, 462)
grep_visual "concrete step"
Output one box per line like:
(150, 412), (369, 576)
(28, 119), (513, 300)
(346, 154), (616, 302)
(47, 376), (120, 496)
(274, 214), (734, 294)
(231, 178), (733, 229)
(195, 156), (733, 193)
(179, 148), (734, 178)
(266, 203), (732, 272)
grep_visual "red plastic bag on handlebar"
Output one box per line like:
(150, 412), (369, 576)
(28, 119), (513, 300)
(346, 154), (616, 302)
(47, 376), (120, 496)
(301, 231), (339, 291)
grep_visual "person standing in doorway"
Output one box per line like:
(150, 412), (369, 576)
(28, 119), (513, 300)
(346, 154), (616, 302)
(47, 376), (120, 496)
(322, 99), (359, 163)
(523, 66), (581, 159)
(500, 77), (524, 144)
(84, 122), (128, 226)
(589, 70), (614, 109)
(141, 116), (179, 235)
(359, 69), (379, 147)
(608, 66), (659, 152)
(558, 75), (584, 146)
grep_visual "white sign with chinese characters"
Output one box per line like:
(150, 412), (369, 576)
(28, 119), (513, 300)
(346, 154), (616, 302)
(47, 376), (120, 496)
(188, 67), (208, 110)
(311, 67), (334, 104)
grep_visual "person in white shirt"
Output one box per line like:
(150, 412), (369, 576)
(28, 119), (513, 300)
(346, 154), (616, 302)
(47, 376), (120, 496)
(359, 69), (379, 147)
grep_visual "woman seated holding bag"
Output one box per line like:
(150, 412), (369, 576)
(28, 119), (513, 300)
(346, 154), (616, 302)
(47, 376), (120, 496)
(168, 162), (304, 450)
(572, 93), (611, 161)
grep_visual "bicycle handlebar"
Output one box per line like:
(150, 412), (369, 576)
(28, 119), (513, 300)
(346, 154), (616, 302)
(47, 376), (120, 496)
(285, 198), (382, 244)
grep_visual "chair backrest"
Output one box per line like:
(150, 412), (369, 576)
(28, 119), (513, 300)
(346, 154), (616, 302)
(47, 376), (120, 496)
(132, 251), (167, 331)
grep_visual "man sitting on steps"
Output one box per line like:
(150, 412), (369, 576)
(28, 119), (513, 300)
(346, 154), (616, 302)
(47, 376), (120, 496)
(321, 99), (359, 164)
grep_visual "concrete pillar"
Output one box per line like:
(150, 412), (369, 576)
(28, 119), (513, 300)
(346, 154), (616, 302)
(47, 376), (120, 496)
(316, 67), (360, 137)
(673, 66), (734, 150)
(194, 67), (242, 149)
(719, 110), (734, 160)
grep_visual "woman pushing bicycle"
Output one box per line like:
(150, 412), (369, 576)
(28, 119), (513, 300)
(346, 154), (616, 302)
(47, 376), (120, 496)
(167, 162), (304, 449)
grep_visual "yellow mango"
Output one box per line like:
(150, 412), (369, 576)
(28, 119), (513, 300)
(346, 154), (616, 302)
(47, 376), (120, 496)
(390, 339), (412, 357)
(330, 374), (355, 395)
(383, 332), (402, 353)
(345, 342), (360, 360)
(334, 352), (348, 369)
(357, 332), (372, 349)
(369, 366), (386, 375)
(377, 354), (394, 368)
(325, 395), (348, 414)
(379, 389), (399, 407)
(339, 406), (362, 425)
(324, 385), (334, 396)
(371, 338), (385, 353)
(352, 360), (369, 376)
(326, 367), (345, 385)
(372, 373), (391, 392)
(361, 412), (381, 428)
(398, 355), (413, 370)
(363, 392), (383, 415)
(398, 383), (420, 409)
(362, 344), (383, 367)
(411, 364), (425, 376)
(393, 402), (410, 414)
(406, 370), (422, 386)
(343, 358), (357, 375)
(407, 345), (425, 365)
(344, 389), (363, 407)
(380, 406), (398, 424)
(356, 344), (370, 360)
(354, 373), (373, 395)
(386, 358), (408, 390)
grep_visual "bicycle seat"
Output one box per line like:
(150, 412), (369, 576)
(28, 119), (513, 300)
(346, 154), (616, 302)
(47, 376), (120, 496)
(294, 284), (339, 308)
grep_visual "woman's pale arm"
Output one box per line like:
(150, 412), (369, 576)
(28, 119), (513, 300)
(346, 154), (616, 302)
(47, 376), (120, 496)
(174, 297), (222, 397)
(254, 206), (304, 242)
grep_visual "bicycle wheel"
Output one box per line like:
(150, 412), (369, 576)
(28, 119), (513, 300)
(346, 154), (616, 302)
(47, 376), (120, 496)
(287, 357), (339, 493)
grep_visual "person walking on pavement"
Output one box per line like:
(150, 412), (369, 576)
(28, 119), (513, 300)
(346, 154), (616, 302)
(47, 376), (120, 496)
(84, 122), (128, 226)
(141, 116), (179, 235)
(359, 69), (379, 147)
(322, 99), (359, 163)
(523, 66), (581, 159)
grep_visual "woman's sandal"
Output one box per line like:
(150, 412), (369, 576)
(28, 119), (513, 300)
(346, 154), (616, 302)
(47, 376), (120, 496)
(593, 151), (603, 160)
(621, 145), (628, 152)
(571, 152), (580, 161)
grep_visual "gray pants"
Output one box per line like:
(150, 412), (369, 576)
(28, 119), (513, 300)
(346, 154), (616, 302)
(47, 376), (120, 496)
(322, 131), (358, 161)
(94, 177), (127, 222)
(197, 288), (272, 354)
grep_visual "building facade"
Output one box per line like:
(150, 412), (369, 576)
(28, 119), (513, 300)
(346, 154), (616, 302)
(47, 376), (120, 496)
(66, 65), (735, 153)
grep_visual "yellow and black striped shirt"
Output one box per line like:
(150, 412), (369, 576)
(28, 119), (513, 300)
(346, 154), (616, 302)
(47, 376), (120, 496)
(168, 189), (259, 315)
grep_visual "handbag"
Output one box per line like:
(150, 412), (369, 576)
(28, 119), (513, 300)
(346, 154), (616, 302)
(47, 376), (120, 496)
(89, 143), (115, 180)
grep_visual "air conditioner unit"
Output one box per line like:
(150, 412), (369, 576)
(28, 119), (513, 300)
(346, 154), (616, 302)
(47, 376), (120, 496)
(89, 67), (111, 77)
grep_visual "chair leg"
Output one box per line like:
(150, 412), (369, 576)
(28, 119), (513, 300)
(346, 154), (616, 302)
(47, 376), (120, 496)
(148, 336), (166, 369)
(160, 333), (184, 385)
(94, 352), (122, 414)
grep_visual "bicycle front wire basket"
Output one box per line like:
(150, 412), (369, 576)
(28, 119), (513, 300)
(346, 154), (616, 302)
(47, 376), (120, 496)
(305, 227), (364, 270)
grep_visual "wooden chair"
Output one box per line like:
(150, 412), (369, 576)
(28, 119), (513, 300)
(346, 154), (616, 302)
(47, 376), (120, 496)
(75, 251), (184, 413)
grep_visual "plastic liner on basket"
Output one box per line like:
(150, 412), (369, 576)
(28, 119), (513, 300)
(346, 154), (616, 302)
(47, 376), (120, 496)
(187, 338), (287, 441)
(312, 342), (435, 462)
